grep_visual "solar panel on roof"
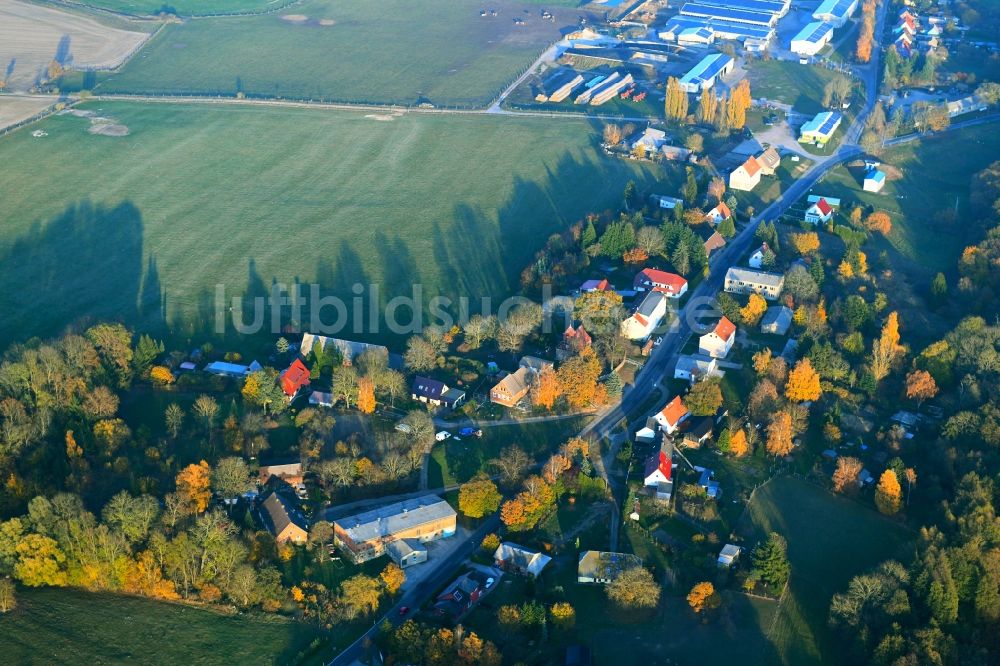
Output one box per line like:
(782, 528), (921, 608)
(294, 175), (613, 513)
(662, 15), (775, 41)
(692, 0), (786, 13)
(807, 23), (833, 42)
(681, 2), (776, 26)
(814, 0), (856, 17)
(818, 113), (842, 134)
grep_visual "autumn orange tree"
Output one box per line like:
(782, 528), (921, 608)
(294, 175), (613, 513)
(542, 453), (572, 484)
(740, 293), (768, 326)
(357, 377), (376, 414)
(865, 211), (892, 235)
(832, 456), (863, 494)
(687, 581), (720, 614)
(380, 563), (406, 595)
(557, 347), (603, 410)
(766, 411), (794, 458)
(501, 475), (555, 531)
(150, 366), (175, 385)
(905, 369), (938, 409)
(550, 601), (576, 629)
(623, 247), (649, 264)
(752, 348), (773, 375)
(871, 312), (904, 384)
(729, 428), (750, 456)
(726, 79), (752, 129)
(875, 469), (902, 515)
(785, 358), (822, 402)
(790, 232), (820, 256)
(532, 366), (561, 410)
(175, 460), (211, 514)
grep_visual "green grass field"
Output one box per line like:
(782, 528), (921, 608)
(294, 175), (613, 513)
(740, 476), (914, 665)
(2, 587), (322, 665)
(820, 124), (1000, 274)
(747, 60), (845, 115)
(0, 102), (661, 349)
(97, 0), (566, 106)
(57, 0), (276, 15)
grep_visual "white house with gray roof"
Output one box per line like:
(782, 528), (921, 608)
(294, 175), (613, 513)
(333, 495), (457, 563)
(621, 290), (668, 340)
(724, 267), (785, 300)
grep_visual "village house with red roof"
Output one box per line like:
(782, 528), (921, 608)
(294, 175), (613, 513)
(699, 316), (737, 359)
(633, 268), (688, 298)
(557, 323), (592, 361)
(705, 202), (732, 225)
(279, 358), (311, 399)
(729, 155), (762, 192)
(653, 395), (691, 434)
(643, 439), (675, 501)
(805, 197), (835, 224)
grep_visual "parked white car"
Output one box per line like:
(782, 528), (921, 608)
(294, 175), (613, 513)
(435, 431), (451, 442)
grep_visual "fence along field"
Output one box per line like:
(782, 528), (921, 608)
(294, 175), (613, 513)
(0, 101), (659, 348)
(98, 0), (571, 106)
(0, 0), (152, 91)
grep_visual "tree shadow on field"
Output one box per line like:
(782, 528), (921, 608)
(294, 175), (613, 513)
(0, 200), (146, 350)
(55, 35), (73, 67)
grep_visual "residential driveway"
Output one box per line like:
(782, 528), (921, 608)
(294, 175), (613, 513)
(399, 525), (474, 593)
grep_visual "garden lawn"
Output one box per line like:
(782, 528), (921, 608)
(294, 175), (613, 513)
(98, 0), (566, 106)
(1, 587), (322, 665)
(739, 476), (914, 665)
(0, 102), (661, 349)
(426, 418), (588, 487)
(747, 60), (844, 114)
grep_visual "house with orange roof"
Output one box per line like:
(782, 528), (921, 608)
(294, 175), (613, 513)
(279, 358), (311, 398)
(705, 202), (732, 225)
(653, 395), (690, 434)
(699, 317), (737, 359)
(729, 155), (762, 192)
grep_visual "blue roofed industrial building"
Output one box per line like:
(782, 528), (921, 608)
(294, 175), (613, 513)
(689, 0), (790, 17)
(661, 0), (789, 48)
(678, 52), (735, 93)
(790, 21), (835, 56)
(680, 2), (779, 27)
(813, 0), (859, 27)
(660, 15), (774, 47)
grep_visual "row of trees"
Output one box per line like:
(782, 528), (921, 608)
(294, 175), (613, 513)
(855, 0), (878, 63)
(663, 77), (752, 132)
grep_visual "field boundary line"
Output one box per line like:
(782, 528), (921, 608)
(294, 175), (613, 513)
(0, 96), (79, 137)
(86, 91), (666, 123)
(41, 0), (302, 20)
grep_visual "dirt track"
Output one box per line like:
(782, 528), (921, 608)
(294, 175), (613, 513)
(0, 0), (150, 91)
